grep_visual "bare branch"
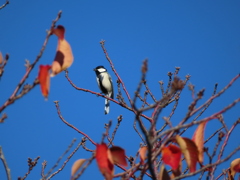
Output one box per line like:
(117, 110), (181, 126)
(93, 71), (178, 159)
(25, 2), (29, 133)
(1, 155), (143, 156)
(0, 11), (62, 117)
(54, 101), (96, 146)
(100, 40), (133, 105)
(46, 140), (83, 180)
(44, 138), (77, 178)
(0, 0), (9, 10)
(18, 156), (40, 180)
(0, 146), (11, 180)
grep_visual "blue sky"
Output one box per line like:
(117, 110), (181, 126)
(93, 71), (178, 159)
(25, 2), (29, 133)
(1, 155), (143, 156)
(0, 1), (240, 179)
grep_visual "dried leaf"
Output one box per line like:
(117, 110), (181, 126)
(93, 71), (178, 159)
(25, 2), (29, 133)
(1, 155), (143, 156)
(71, 159), (86, 177)
(162, 144), (181, 171)
(109, 146), (127, 166)
(230, 158), (240, 178)
(192, 121), (208, 163)
(38, 65), (51, 99)
(175, 135), (198, 173)
(96, 143), (114, 180)
(51, 25), (74, 77)
(139, 146), (148, 164)
(158, 164), (171, 180)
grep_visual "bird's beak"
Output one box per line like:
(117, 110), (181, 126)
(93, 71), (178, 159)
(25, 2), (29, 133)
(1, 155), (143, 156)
(93, 68), (96, 71)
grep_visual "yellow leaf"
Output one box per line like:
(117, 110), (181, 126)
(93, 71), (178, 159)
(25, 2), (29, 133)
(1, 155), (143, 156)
(192, 121), (208, 163)
(71, 159), (86, 177)
(230, 158), (240, 179)
(158, 164), (171, 180)
(175, 135), (199, 173)
(139, 146), (148, 164)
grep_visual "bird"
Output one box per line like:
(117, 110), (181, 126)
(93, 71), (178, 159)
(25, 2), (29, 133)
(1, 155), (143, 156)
(93, 66), (114, 114)
(51, 25), (73, 77)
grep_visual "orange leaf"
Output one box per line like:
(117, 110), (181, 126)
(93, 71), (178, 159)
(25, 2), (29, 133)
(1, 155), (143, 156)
(38, 65), (51, 100)
(96, 143), (114, 180)
(175, 135), (199, 173)
(51, 25), (74, 77)
(139, 146), (148, 165)
(230, 158), (240, 178)
(71, 159), (86, 177)
(158, 164), (171, 180)
(109, 146), (127, 166)
(162, 144), (181, 171)
(192, 121), (207, 163)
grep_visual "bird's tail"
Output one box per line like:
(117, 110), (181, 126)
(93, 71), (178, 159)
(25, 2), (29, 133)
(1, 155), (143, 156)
(104, 98), (110, 114)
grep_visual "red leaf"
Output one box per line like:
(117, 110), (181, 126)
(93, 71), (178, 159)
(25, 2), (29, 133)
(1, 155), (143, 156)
(139, 146), (148, 165)
(71, 159), (86, 177)
(51, 25), (73, 77)
(192, 121), (208, 163)
(230, 158), (240, 178)
(162, 144), (181, 171)
(0, 51), (3, 64)
(96, 143), (114, 180)
(38, 65), (51, 99)
(109, 146), (127, 166)
(175, 135), (199, 173)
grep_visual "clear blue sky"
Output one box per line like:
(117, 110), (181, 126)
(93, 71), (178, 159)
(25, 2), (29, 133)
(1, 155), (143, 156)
(0, 1), (240, 179)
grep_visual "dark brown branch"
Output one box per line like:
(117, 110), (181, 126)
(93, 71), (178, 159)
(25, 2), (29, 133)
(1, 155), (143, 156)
(159, 81), (165, 97)
(0, 146), (11, 180)
(116, 79), (127, 105)
(0, 113), (7, 123)
(18, 156), (40, 180)
(108, 115), (123, 145)
(0, 53), (9, 79)
(136, 91), (150, 108)
(0, 0), (9, 10)
(165, 72), (173, 94)
(133, 119), (146, 144)
(204, 126), (224, 144)
(143, 81), (157, 103)
(217, 114), (228, 132)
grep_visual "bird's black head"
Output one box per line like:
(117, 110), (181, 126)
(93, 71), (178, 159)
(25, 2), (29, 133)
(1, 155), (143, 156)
(93, 66), (107, 75)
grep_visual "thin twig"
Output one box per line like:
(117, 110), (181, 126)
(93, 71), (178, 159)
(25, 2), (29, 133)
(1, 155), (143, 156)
(72, 153), (95, 180)
(0, 146), (11, 180)
(54, 101), (96, 145)
(46, 140), (84, 180)
(0, 0), (9, 10)
(143, 81), (157, 103)
(108, 115), (123, 145)
(45, 138), (77, 178)
(18, 157), (40, 180)
(0, 53), (9, 79)
(100, 40), (133, 105)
